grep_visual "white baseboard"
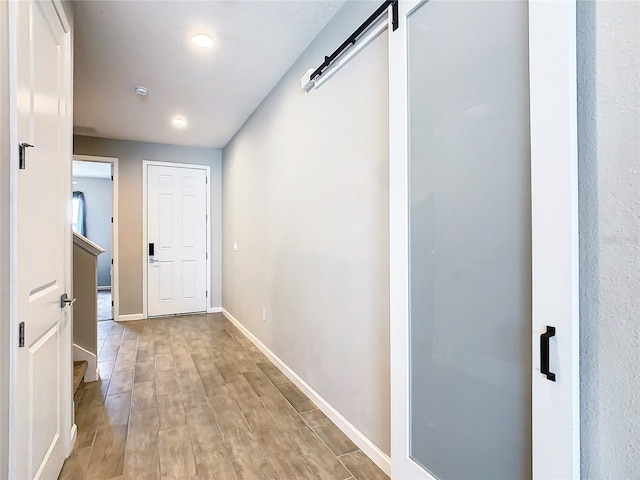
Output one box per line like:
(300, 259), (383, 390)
(73, 344), (97, 382)
(117, 313), (146, 322)
(221, 308), (391, 476)
(207, 307), (222, 313)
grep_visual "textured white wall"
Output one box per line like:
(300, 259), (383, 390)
(577, 1), (640, 476)
(222, 1), (390, 454)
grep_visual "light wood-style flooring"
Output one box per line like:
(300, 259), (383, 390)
(59, 313), (389, 480)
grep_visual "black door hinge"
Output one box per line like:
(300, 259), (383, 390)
(111, 217), (113, 223)
(18, 322), (25, 347)
(111, 300), (114, 307)
(19, 143), (34, 170)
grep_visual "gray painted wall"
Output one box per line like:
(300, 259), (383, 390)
(222, 1), (390, 454)
(73, 136), (223, 315)
(73, 176), (112, 287)
(578, 1), (640, 477)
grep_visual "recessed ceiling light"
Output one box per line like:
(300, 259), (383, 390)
(172, 117), (187, 128)
(192, 34), (214, 48)
(135, 85), (148, 96)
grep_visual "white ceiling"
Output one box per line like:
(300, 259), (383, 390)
(73, 160), (112, 179)
(73, 0), (346, 149)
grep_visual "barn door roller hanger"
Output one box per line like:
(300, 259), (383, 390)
(301, 0), (398, 92)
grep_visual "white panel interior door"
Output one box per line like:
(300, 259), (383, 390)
(389, 1), (578, 479)
(147, 164), (208, 316)
(14, 1), (72, 479)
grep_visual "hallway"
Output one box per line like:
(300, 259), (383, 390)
(59, 313), (388, 480)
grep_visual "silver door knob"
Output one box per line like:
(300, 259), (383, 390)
(60, 293), (76, 308)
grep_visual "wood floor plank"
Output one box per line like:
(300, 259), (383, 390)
(215, 361), (243, 384)
(227, 378), (263, 413)
(114, 351), (136, 372)
(301, 409), (358, 456)
(243, 371), (281, 398)
(134, 360), (156, 384)
(286, 426), (351, 480)
(276, 381), (317, 413)
(256, 362), (289, 385)
(158, 394), (187, 430)
(98, 360), (116, 380)
(223, 428), (278, 480)
(155, 369), (180, 396)
(104, 392), (132, 426)
(338, 450), (389, 480)
(181, 391), (210, 411)
(199, 369), (227, 398)
(243, 404), (277, 433)
(154, 339), (172, 355)
(58, 446), (92, 480)
(260, 394), (307, 432)
(99, 346), (120, 362)
(131, 380), (156, 411)
(86, 425), (128, 479)
(155, 354), (174, 372)
(74, 403), (104, 449)
(178, 371), (208, 398)
(255, 429), (313, 480)
(108, 369), (134, 396)
(209, 392), (249, 435)
(127, 407), (159, 452)
(79, 379), (109, 408)
(136, 345), (155, 363)
(187, 407), (236, 480)
(122, 327), (140, 341)
(125, 407), (160, 480)
(158, 425), (197, 480)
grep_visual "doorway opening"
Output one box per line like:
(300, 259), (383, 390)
(72, 155), (119, 321)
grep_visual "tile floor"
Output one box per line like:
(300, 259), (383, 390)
(98, 289), (113, 321)
(59, 313), (389, 480)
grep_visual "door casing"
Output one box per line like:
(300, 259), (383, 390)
(73, 155), (120, 323)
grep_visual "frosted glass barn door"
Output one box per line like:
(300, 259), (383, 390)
(389, 1), (579, 479)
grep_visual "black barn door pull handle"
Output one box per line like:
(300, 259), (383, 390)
(540, 326), (556, 382)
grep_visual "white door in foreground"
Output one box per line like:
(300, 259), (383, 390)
(147, 164), (208, 317)
(14, 1), (73, 478)
(389, 1), (579, 479)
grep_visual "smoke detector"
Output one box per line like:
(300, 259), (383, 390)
(135, 86), (149, 96)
